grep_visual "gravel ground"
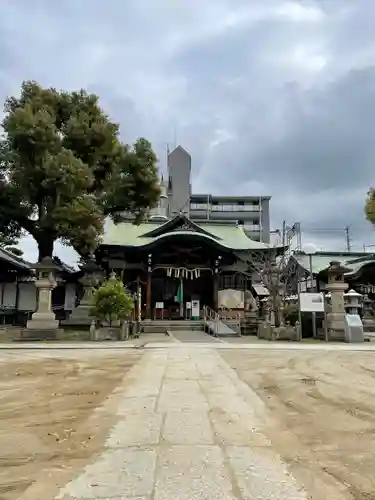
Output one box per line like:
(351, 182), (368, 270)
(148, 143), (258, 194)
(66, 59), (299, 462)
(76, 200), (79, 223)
(3, 345), (375, 499)
(0, 350), (141, 500)
(223, 348), (375, 499)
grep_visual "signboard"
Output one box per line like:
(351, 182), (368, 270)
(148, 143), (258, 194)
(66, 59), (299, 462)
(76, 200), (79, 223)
(299, 292), (324, 312)
(155, 302), (164, 309)
(191, 299), (200, 319)
(186, 302), (191, 309)
(218, 289), (244, 309)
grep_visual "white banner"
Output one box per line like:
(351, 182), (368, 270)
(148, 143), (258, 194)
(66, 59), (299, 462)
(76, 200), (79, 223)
(191, 299), (200, 318)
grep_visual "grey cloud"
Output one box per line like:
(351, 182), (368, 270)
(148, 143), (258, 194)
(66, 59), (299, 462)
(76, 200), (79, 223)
(244, 67), (375, 191)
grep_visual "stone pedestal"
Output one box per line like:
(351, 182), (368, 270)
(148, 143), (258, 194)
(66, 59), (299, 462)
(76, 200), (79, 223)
(67, 279), (95, 326)
(64, 258), (102, 327)
(324, 261), (350, 341)
(242, 311), (258, 335)
(242, 289), (258, 335)
(361, 294), (375, 332)
(26, 258), (59, 338)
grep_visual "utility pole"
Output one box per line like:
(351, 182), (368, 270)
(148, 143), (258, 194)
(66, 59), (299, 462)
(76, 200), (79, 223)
(296, 222), (302, 252)
(345, 226), (351, 252)
(282, 220), (286, 247)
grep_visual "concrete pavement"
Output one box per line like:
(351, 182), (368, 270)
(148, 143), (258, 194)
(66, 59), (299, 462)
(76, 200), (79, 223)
(169, 329), (220, 343)
(56, 347), (307, 500)
(2, 340), (375, 351)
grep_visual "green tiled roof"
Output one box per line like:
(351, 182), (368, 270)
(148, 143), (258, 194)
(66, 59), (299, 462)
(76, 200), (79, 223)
(0, 247), (31, 270)
(102, 217), (272, 251)
(292, 252), (375, 276)
(344, 256), (375, 276)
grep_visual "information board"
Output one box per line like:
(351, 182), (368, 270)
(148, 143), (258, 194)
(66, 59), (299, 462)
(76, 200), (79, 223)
(299, 292), (325, 312)
(191, 299), (200, 319)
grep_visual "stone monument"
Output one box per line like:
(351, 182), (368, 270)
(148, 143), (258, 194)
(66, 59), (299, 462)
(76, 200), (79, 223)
(65, 256), (102, 326)
(361, 294), (375, 332)
(343, 289), (364, 343)
(344, 289), (362, 315)
(25, 257), (59, 339)
(324, 261), (350, 341)
(242, 288), (258, 335)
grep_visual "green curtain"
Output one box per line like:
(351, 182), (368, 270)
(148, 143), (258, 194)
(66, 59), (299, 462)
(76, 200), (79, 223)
(176, 280), (183, 303)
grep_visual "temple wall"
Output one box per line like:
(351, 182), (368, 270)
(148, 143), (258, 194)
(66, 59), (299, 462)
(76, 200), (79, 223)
(0, 282), (17, 308)
(64, 283), (77, 311)
(0, 281), (75, 313)
(18, 283), (37, 311)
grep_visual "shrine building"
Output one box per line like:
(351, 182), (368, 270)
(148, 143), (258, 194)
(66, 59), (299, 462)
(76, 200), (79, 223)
(96, 213), (276, 319)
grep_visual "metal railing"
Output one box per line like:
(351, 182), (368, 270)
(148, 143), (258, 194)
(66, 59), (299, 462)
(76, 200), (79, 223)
(203, 306), (241, 336)
(218, 306), (241, 333)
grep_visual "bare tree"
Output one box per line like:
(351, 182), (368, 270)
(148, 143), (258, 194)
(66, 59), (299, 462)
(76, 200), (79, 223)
(239, 245), (292, 327)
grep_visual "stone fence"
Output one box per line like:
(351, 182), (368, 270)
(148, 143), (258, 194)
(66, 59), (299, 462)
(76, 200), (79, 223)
(257, 322), (301, 341)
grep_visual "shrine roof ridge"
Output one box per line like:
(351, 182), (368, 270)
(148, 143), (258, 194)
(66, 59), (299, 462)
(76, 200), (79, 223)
(102, 214), (275, 252)
(290, 251), (375, 277)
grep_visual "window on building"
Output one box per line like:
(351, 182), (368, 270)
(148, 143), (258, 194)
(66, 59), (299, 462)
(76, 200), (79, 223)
(232, 201), (260, 211)
(244, 204), (259, 211)
(221, 204), (234, 211)
(244, 223), (260, 231)
(191, 203), (208, 210)
(219, 273), (246, 289)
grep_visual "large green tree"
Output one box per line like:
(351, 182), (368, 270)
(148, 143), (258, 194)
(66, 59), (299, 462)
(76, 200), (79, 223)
(0, 81), (160, 261)
(365, 189), (375, 227)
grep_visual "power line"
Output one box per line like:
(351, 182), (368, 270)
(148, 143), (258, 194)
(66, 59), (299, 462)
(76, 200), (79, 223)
(301, 225), (352, 252)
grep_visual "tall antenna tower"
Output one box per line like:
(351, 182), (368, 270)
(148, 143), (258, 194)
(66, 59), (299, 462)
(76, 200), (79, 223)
(345, 225), (351, 252)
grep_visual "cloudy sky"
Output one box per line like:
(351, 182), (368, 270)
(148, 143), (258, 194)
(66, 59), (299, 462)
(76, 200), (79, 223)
(1, 0), (375, 264)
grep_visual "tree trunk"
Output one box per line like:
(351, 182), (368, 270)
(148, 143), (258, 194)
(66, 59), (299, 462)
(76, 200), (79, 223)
(37, 237), (54, 262)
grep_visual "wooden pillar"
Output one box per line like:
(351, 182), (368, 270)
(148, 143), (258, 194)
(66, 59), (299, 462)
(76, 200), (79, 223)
(15, 279), (20, 326)
(243, 274), (251, 313)
(213, 256), (221, 311)
(146, 254), (152, 319)
(213, 275), (218, 311)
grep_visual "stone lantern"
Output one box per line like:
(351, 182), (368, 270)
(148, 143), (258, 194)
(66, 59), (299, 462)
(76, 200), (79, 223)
(25, 257), (59, 337)
(344, 289), (362, 315)
(67, 256), (103, 325)
(324, 261), (350, 341)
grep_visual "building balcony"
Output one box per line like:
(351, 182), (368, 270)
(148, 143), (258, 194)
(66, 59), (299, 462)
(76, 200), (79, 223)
(190, 203), (261, 212)
(190, 209), (260, 224)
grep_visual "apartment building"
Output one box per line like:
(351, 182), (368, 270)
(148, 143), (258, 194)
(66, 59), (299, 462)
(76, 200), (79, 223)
(189, 194), (270, 242)
(140, 145), (271, 243)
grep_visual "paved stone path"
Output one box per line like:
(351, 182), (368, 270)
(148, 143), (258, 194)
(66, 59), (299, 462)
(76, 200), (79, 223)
(170, 329), (220, 343)
(56, 347), (307, 499)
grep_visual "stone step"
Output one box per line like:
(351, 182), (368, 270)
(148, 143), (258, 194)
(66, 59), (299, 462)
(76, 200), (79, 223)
(141, 320), (205, 334)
